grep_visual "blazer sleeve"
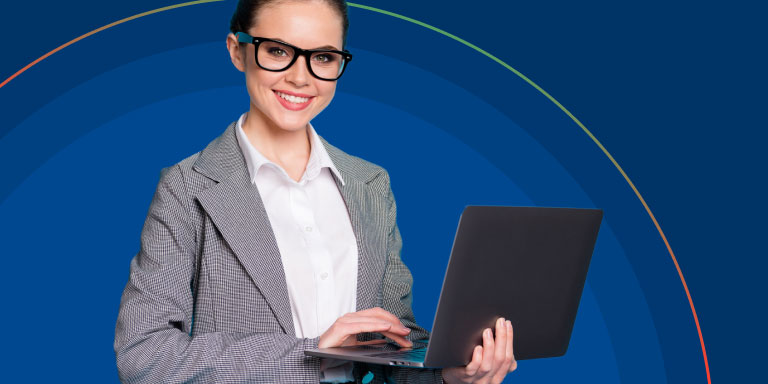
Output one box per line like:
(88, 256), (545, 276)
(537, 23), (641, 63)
(114, 164), (321, 383)
(356, 170), (444, 383)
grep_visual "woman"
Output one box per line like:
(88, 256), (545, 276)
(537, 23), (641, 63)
(114, 0), (516, 382)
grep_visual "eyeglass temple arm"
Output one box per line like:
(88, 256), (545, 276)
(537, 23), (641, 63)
(235, 32), (256, 44)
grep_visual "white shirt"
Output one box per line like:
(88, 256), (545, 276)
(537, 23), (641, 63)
(235, 112), (358, 382)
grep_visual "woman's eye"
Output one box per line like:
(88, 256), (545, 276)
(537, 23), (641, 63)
(313, 54), (336, 63)
(269, 47), (287, 56)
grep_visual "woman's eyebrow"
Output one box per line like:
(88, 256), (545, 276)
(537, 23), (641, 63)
(270, 37), (339, 50)
(312, 44), (340, 50)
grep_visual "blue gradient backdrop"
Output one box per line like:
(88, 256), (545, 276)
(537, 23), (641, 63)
(0, 1), (764, 382)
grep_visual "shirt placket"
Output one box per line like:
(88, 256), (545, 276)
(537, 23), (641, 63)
(289, 182), (336, 336)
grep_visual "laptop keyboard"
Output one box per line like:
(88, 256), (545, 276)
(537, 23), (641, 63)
(370, 348), (427, 362)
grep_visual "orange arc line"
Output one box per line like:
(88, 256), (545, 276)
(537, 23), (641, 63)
(354, 3), (712, 379)
(0, 0), (224, 90)
(365, 4), (713, 379)
(607, 149), (711, 383)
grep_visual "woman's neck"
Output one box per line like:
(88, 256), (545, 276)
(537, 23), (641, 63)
(241, 107), (311, 181)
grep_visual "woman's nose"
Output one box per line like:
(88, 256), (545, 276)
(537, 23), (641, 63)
(285, 56), (311, 86)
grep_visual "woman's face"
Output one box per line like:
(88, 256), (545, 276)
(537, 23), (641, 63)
(227, 0), (344, 133)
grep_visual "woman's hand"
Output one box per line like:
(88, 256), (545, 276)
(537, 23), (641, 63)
(442, 317), (517, 384)
(318, 307), (414, 348)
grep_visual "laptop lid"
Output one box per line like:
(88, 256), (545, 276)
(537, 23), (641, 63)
(306, 206), (603, 368)
(424, 206), (602, 367)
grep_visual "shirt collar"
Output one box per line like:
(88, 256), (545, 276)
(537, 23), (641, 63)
(234, 112), (345, 185)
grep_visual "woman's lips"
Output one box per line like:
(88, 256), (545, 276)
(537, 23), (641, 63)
(274, 90), (314, 111)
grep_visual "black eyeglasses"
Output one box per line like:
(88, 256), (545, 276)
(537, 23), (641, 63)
(236, 32), (353, 81)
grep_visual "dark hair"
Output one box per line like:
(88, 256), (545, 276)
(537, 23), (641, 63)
(230, 0), (350, 48)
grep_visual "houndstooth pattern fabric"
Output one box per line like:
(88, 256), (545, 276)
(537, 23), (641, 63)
(114, 121), (444, 383)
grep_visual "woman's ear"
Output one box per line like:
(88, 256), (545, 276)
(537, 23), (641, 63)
(226, 33), (246, 73)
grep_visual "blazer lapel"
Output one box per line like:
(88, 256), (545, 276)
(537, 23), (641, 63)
(193, 122), (295, 336)
(334, 177), (381, 312)
(322, 138), (388, 313)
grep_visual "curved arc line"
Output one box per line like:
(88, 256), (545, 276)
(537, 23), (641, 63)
(0, 0), (225, 90)
(346, 2), (710, 383)
(0, 1), (709, 382)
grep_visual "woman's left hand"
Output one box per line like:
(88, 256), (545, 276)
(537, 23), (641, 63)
(441, 317), (517, 384)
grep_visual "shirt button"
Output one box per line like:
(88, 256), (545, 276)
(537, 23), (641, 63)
(305, 226), (313, 232)
(320, 272), (328, 280)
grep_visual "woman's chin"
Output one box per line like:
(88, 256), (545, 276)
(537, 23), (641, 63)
(257, 110), (305, 132)
(274, 120), (310, 133)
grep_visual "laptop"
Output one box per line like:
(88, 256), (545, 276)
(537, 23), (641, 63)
(305, 206), (603, 368)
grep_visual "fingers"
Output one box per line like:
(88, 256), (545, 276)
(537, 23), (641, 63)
(318, 308), (414, 349)
(379, 330), (413, 347)
(347, 309), (411, 337)
(464, 345), (483, 377)
(493, 318), (507, 368)
(355, 308), (412, 346)
(478, 326), (496, 379)
(479, 318), (507, 384)
(346, 321), (392, 335)
(448, 318), (518, 384)
(506, 321), (514, 363)
(507, 321), (517, 373)
(359, 307), (403, 326)
(492, 320), (516, 383)
(339, 314), (402, 328)
(340, 313), (412, 346)
(358, 307), (411, 334)
(319, 319), (393, 348)
(350, 322), (393, 341)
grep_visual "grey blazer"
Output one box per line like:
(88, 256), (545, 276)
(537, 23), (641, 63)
(114, 121), (444, 383)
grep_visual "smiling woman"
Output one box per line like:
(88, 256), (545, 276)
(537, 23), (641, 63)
(113, 1), (515, 383)
(227, 0), (345, 141)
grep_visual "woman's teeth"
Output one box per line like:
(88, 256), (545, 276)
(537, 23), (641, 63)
(276, 91), (310, 104)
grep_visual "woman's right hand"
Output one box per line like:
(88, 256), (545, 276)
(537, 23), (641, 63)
(318, 307), (413, 348)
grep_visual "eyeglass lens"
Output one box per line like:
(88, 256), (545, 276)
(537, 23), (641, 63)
(257, 41), (345, 80)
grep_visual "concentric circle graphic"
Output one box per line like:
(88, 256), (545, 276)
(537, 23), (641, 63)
(0, 1), (708, 382)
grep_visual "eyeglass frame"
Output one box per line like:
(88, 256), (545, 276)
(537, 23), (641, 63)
(235, 32), (353, 81)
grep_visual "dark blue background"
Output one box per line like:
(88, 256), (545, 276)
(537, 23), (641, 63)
(1, 1), (764, 382)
